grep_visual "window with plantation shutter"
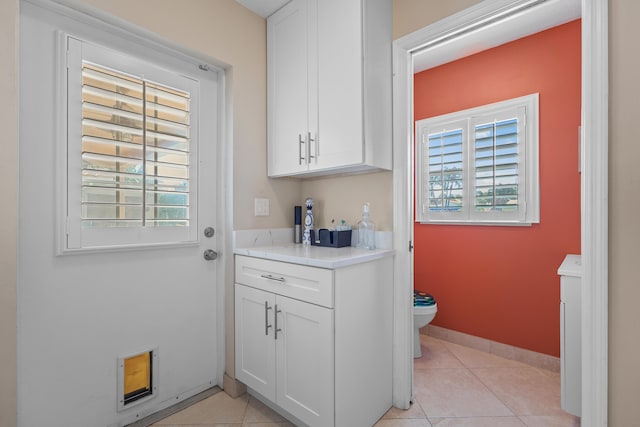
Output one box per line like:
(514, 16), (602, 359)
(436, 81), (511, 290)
(81, 63), (191, 228)
(65, 36), (202, 250)
(416, 94), (539, 225)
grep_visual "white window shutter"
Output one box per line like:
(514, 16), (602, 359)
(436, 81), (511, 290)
(415, 94), (539, 226)
(65, 36), (201, 251)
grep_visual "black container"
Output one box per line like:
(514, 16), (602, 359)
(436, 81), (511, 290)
(310, 229), (352, 248)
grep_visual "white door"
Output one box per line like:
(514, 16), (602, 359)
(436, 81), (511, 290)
(276, 295), (334, 427)
(235, 284), (277, 400)
(18, 4), (221, 426)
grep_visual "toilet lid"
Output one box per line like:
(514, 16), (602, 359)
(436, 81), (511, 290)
(414, 290), (436, 306)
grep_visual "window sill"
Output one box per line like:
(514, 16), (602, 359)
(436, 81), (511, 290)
(416, 220), (535, 227)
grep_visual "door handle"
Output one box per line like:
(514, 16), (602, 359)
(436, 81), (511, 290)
(299, 133), (305, 165)
(265, 301), (273, 336)
(274, 304), (282, 340)
(203, 249), (218, 261)
(308, 131), (316, 162)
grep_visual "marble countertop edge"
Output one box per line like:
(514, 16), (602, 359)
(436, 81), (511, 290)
(233, 244), (395, 269)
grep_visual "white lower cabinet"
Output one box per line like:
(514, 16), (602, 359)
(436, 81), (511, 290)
(234, 254), (393, 427)
(235, 284), (333, 426)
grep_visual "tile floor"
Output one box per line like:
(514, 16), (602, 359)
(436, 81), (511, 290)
(151, 334), (580, 427)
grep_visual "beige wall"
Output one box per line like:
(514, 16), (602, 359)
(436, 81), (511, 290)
(79, 0), (301, 231)
(609, 0), (640, 424)
(0, 0), (18, 424)
(392, 0), (482, 39)
(301, 171), (393, 230)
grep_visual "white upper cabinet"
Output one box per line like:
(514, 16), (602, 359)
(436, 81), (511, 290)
(267, 0), (392, 178)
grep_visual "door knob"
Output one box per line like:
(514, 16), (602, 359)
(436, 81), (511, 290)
(203, 249), (218, 261)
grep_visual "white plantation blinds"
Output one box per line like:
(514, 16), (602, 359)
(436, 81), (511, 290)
(81, 63), (191, 228)
(473, 117), (520, 213)
(416, 94), (539, 225)
(424, 125), (464, 217)
(66, 36), (201, 250)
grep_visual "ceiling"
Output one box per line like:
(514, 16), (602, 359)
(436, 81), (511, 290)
(234, 0), (289, 18)
(412, 0), (581, 73)
(234, 0), (581, 73)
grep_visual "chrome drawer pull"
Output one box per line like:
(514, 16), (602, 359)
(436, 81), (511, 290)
(265, 301), (272, 336)
(260, 274), (285, 282)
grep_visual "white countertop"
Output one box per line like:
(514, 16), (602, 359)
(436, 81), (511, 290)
(234, 244), (395, 269)
(558, 254), (582, 277)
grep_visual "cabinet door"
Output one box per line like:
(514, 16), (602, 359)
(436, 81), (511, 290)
(235, 284), (276, 400)
(267, 0), (317, 177)
(314, 0), (364, 170)
(275, 295), (334, 427)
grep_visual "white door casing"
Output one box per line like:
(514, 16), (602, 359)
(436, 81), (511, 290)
(392, 1), (608, 427)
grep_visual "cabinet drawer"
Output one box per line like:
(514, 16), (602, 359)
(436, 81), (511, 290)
(236, 255), (334, 308)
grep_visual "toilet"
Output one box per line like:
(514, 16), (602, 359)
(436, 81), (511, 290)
(414, 291), (438, 358)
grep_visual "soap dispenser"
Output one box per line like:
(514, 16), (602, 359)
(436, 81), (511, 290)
(357, 203), (376, 250)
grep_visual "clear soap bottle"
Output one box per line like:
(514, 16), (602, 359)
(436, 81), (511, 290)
(357, 203), (376, 250)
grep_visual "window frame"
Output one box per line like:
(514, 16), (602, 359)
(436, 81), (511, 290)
(416, 93), (539, 226)
(59, 32), (211, 254)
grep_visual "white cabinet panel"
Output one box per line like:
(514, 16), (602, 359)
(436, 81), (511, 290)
(234, 284), (276, 400)
(276, 295), (333, 426)
(558, 254), (582, 417)
(267, 0), (314, 176)
(235, 255), (333, 308)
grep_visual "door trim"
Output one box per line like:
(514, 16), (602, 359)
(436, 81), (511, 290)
(391, 1), (608, 425)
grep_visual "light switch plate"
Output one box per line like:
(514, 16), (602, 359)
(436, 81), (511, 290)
(254, 198), (270, 216)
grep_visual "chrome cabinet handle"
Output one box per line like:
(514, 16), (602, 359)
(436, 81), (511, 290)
(308, 131), (316, 162)
(265, 301), (272, 336)
(274, 304), (282, 340)
(299, 134), (305, 165)
(260, 274), (285, 282)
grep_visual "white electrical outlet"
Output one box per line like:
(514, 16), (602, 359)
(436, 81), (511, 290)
(254, 198), (270, 216)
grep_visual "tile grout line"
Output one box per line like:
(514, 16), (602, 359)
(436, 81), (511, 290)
(433, 336), (529, 419)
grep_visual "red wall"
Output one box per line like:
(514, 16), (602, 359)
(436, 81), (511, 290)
(414, 20), (581, 357)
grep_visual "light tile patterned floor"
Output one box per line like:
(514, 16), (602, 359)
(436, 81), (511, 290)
(151, 335), (580, 427)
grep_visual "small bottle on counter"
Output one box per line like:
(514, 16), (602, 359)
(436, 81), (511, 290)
(357, 203), (376, 250)
(294, 206), (302, 244)
(303, 198), (314, 246)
